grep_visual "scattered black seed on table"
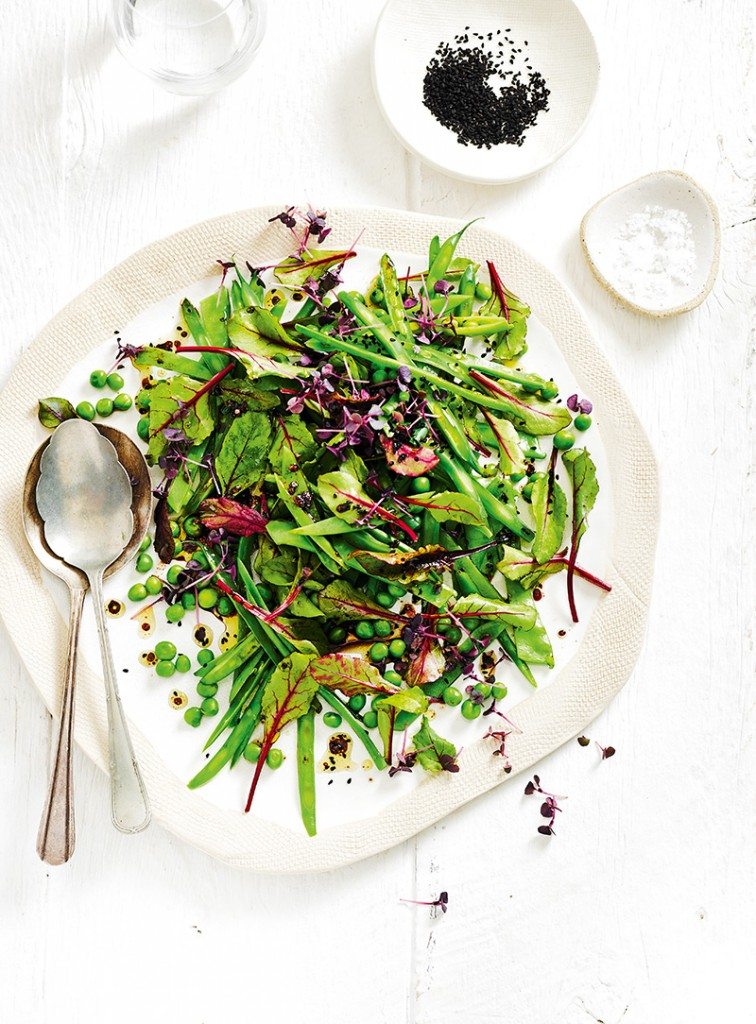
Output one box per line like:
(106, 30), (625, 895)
(422, 28), (550, 149)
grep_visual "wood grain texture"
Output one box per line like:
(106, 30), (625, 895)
(0, 0), (752, 1021)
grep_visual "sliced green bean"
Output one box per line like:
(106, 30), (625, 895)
(297, 710), (317, 837)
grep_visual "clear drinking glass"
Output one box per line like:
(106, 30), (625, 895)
(110, 0), (266, 95)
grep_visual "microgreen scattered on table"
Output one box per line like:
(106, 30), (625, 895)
(38, 207), (611, 836)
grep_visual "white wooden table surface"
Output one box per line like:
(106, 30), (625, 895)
(1, 2), (753, 1021)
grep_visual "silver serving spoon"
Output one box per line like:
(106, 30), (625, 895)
(33, 419), (152, 848)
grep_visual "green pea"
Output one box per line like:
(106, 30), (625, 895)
(165, 604), (185, 623)
(387, 583), (407, 598)
(491, 684), (508, 700)
(136, 416), (150, 441)
(374, 620), (392, 638)
(76, 401), (96, 422)
(384, 669), (403, 686)
(461, 699), (481, 720)
(139, 535), (151, 552)
(475, 281), (492, 301)
(510, 471), (526, 483)
(127, 583), (147, 602)
(362, 710), (378, 729)
(266, 748), (284, 769)
(166, 565), (183, 585)
(181, 592), (196, 610)
(135, 552), (153, 573)
(521, 482), (535, 502)
(370, 287), (384, 304)
(155, 640), (177, 661)
(410, 476), (432, 494)
(201, 697), (219, 717)
(388, 638), (406, 659)
(458, 636), (475, 654)
(372, 368), (387, 384)
(328, 625), (347, 644)
(113, 393), (132, 412)
(574, 413), (592, 431)
(376, 592), (394, 608)
(369, 642), (389, 663)
(197, 649), (215, 666)
(553, 430), (575, 451)
(541, 382), (559, 400)
(323, 711), (342, 728)
(89, 369), (107, 389)
(435, 619), (451, 635)
(443, 685), (463, 707)
(354, 621), (375, 641)
(394, 710), (417, 731)
(106, 372), (124, 392)
(170, 521), (180, 537)
(155, 660), (175, 678)
(95, 398), (114, 417)
(145, 575), (162, 596)
(243, 741), (261, 763)
(216, 596), (234, 617)
(135, 389), (151, 412)
(184, 516), (202, 537)
(184, 707), (203, 728)
(197, 681), (218, 698)
(175, 654), (191, 673)
(348, 694), (367, 712)
(171, 540), (184, 556)
(371, 695), (385, 710)
(445, 626), (462, 644)
(474, 682), (492, 699)
(198, 587), (218, 610)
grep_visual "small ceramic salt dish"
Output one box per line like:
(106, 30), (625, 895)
(580, 171), (720, 317)
(372, 0), (600, 184)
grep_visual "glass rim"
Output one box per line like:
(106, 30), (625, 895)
(124, 0), (246, 32)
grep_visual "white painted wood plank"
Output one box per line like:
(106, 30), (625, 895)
(411, 1), (755, 1021)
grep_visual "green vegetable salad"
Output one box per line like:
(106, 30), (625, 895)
(38, 207), (609, 836)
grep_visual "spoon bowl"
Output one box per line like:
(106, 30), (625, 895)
(23, 423), (152, 586)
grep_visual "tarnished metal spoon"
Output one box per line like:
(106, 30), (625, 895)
(23, 420), (152, 863)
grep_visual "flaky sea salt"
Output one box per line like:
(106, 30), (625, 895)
(611, 204), (697, 307)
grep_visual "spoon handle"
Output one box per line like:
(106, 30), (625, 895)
(89, 570), (151, 834)
(36, 585), (86, 865)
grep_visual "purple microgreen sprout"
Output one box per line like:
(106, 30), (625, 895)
(524, 774), (566, 836)
(577, 735), (590, 747)
(595, 742), (616, 760)
(566, 393), (593, 415)
(400, 891), (449, 916)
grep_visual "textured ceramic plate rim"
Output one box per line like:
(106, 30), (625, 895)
(371, 0), (601, 185)
(579, 170), (721, 317)
(0, 206), (658, 872)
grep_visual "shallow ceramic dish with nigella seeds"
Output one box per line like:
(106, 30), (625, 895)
(372, 0), (600, 184)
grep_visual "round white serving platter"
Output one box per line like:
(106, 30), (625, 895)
(0, 207), (658, 872)
(372, 0), (600, 184)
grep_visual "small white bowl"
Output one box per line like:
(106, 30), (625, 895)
(372, 0), (600, 185)
(580, 171), (720, 317)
